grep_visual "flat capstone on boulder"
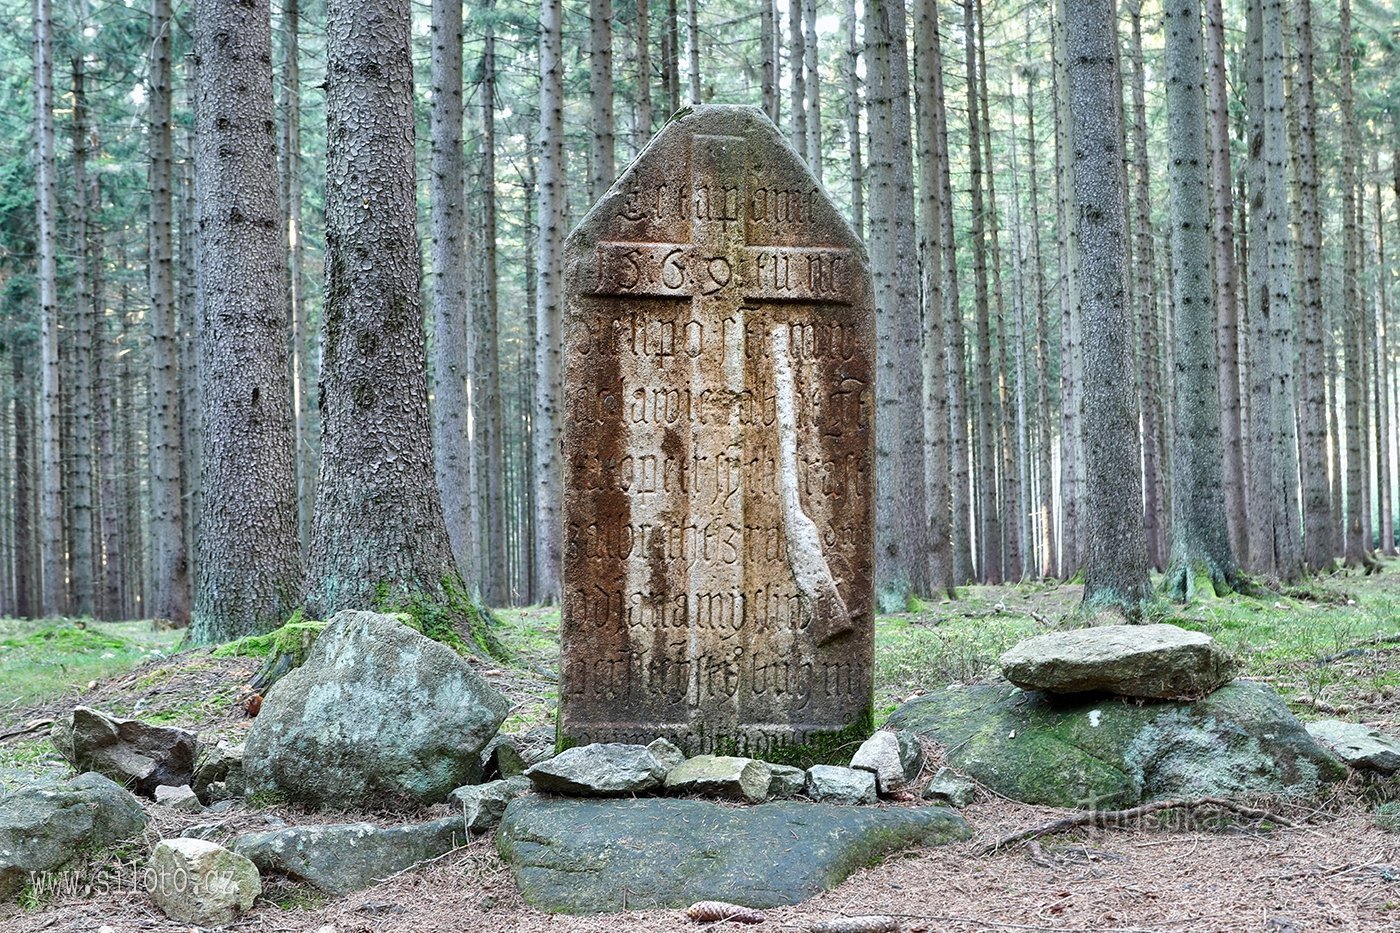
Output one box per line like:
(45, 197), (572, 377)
(999, 623), (1237, 699)
(524, 743), (667, 797)
(49, 706), (199, 796)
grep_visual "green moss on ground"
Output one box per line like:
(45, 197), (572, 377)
(0, 619), (182, 709)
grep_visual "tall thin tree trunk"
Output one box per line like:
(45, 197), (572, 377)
(148, 0), (189, 624)
(1377, 172), (1395, 554)
(802, 0), (821, 181)
(588, 0), (614, 201)
(35, 0), (64, 616)
(914, 0), (953, 596)
(844, 0), (863, 238)
(480, 0), (508, 604)
(1127, 1), (1167, 572)
(1338, 0), (1367, 567)
(12, 352), (34, 618)
(1162, 0), (1238, 598)
(307, 0), (470, 617)
(789, 0), (806, 155)
(69, 38), (96, 616)
(429, 0), (477, 588)
(1052, 0), (1083, 578)
(686, 0), (699, 102)
(533, 0), (566, 603)
(1063, 0), (1150, 612)
(636, 0), (653, 143)
(1006, 81), (1032, 581)
(760, 0), (776, 122)
(665, 0), (680, 114)
(1025, 58), (1054, 579)
(282, 0), (314, 559)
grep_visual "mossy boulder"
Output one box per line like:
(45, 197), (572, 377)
(887, 681), (1345, 809)
(243, 611), (509, 808)
(496, 796), (970, 913)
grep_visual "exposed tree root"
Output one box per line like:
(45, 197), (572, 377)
(980, 796), (1295, 854)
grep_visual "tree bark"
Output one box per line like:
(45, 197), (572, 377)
(914, 0), (953, 596)
(11, 351), (34, 618)
(588, 0), (614, 201)
(1062, 0), (1150, 613)
(1339, 0), (1367, 567)
(533, 0), (566, 602)
(1162, 0), (1238, 598)
(844, 0), (863, 238)
(191, 0), (302, 640)
(1052, 0), (1083, 579)
(789, 0), (807, 156)
(1024, 57), (1054, 580)
(760, 0), (776, 122)
(307, 0), (465, 616)
(686, 0), (700, 103)
(636, 0), (653, 144)
(1377, 171), (1395, 555)
(802, 0), (821, 181)
(69, 38), (96, 616)
(479, 0), (508, 604)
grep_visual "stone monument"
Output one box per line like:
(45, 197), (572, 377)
(559, 106), (874, 765)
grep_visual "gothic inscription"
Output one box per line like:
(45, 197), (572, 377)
(559, 106), (874, 764)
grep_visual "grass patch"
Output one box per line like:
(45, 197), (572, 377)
(0, 619), (182, 710)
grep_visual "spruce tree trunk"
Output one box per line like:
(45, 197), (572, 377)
(843, 0), (863, 238)
(665, 0), (680, 115)
(588, 0), (614, 201)
(867, 0), (930, 604)
(789, 0), (806, 155)
(1293, 0), (1333, 571)
(1338, 0), (1368, 567)
(686, 0), (699, 102)
(95, 222), (124, 620)
(1162, 0), (1238, 598)
(802, 0), (821, 181)
(307, 0), (464, 616)
(533, 0), (566, 603)
(148, 0), (189, 625)
(12, 352), (34, 618)
(1204, 0), (1246, 562)
(1024, 61), (1054, 580)
(69, 46), (96, 616)
(191, 0), (302, 641)
(760, 0), (775, 122)
(914, 0), (954, 596)
(480, 0), (508, 604)
(636, 0), (653, 144)
(1052, 0), (1083, 579)
(1062, 0), (1150, 613)
(429, 0), (477, 587)
(1377, 175), (1395, 554)
(1126, 1), (1167, 572)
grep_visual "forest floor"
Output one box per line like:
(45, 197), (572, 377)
(2, 566), (1400, 931)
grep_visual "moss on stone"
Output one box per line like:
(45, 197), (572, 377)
(211, 612), (326, 662)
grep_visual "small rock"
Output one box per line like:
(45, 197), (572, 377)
(49, 707), (199, 796)
(524, 744), (666, 797)
(806, 765), (876, 805)
(448, 776), (532, 832)
(207, 799), (237, 815)
(850, 731), (923, 794)
(233, 816), (466, 895)
(0, 772), (148, 899)
(1305, 720), (1400, 773)
(999, 623), (1236, 699)
(154, 784), (205, 813)
(766, 764), (807, 798)
(243, 611), (510, 808)
(664, 755), (771, 803)
(146, 838), (260, 927)
(192, 741), (246, 803)
(480, 735), (527, 780)
(922, 768), (975, 808)
(646, 737), (686, 772)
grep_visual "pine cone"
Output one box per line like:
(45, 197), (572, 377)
(685, 900), (767, 923)
(808, 917), (900, 933)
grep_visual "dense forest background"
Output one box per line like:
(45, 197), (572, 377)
(1, 0), (1398, 630)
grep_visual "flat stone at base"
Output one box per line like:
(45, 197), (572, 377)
(496, 796), (969, 913)
(664, 755), (771, 802)
(887, 681), (1345, 809)
(767, 764), (807, 798)
(806, 765), (876, 804)
(999, 624), (1236, 698)
(1305, 720), (1400, 773)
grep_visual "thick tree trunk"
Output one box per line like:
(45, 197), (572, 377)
(1162, 0), (1238, 598)
(1062, 0), (1150, 613)
(307, 0), (465, 616)
(1292, 0), (1333, 570)
(914, 0), (953, 597)
(148, 0), (189, 625)
(480, 0), (508, 604)
(588, 0), (614, 201)
(429, 0), (477, 587)
(1126, 2), (1167, 572)
(533, 0), (566, 603)
(192, 0), (302, 641)
(867, 0), (929, 605)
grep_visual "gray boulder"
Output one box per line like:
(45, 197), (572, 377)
(766, 764), (807, 799)
(448, 776), (532, 832)
(664, 756), (771, 803)
(850, 731), (924, 794)
(806, 765), (876, 805)
(999, 623), (1236, 699)
(0, 772), (148, 899)
(192, 741), (246, 804)
(524, 744), (666, 796)
(646, 737), (686, 772)
(243, 610), (510, 808)
(887, 681), (1346, 809)
(49, 706), (199, 796)
(147, 838), (260, 927)
(923, 768), (976, 808)
(154, 784), (204, 813)
(232, 815), (467, 895)
(1305, 720), (1400, 773)
(497, 796), (970, 913)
